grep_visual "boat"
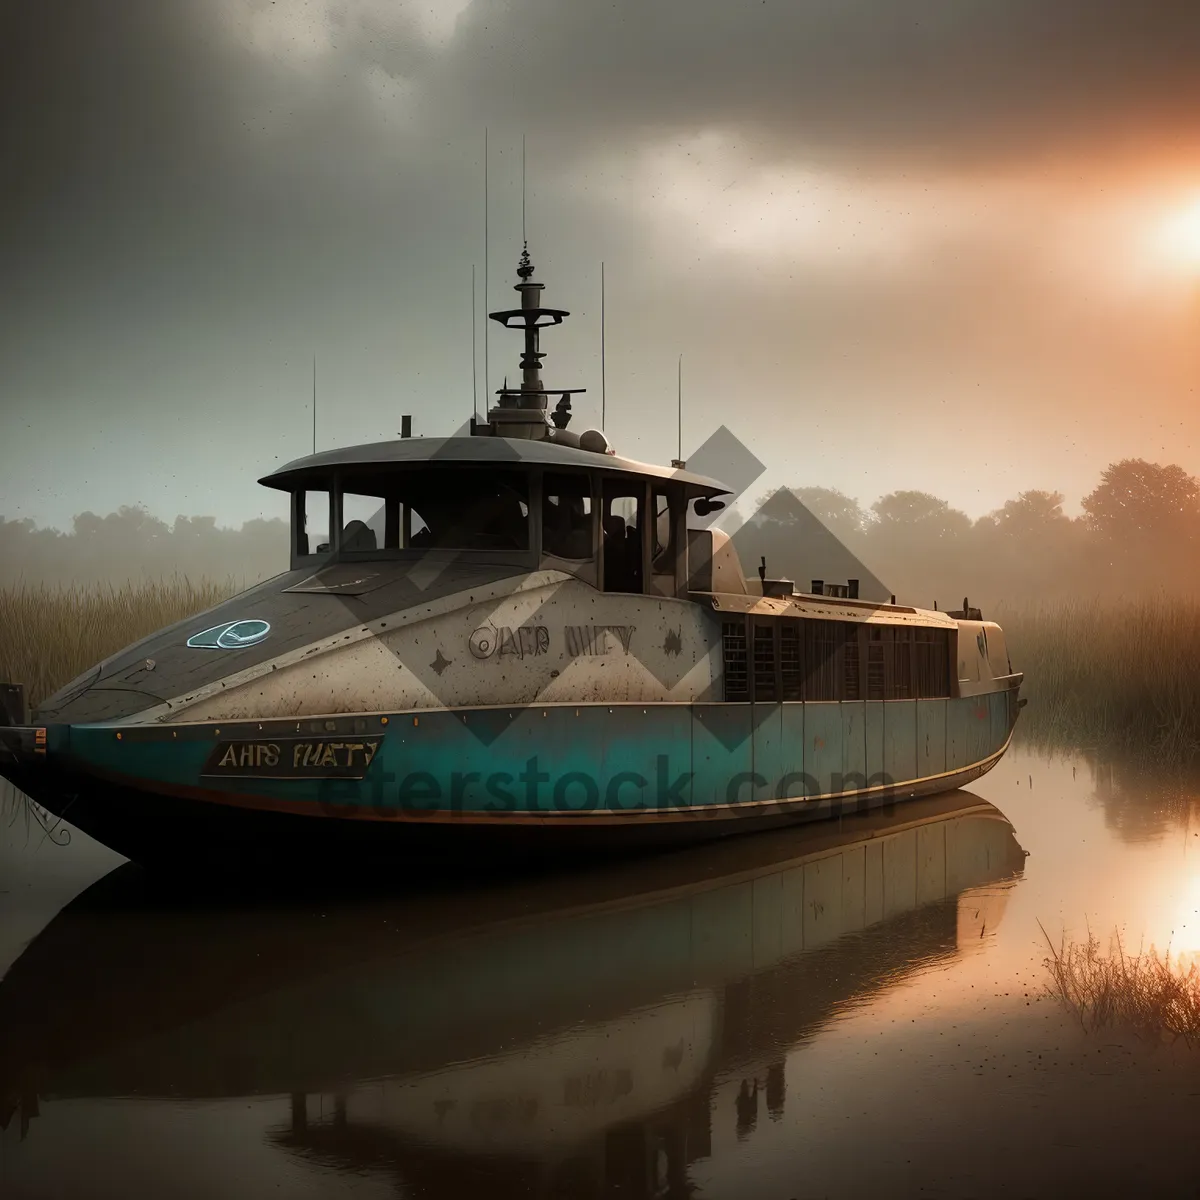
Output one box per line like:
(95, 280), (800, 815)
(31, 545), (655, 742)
(0, 792), (1027, 1181)
(0, 246), (1024, 871)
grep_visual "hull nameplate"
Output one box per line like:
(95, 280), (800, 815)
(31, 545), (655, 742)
(200, 736), (382, 779)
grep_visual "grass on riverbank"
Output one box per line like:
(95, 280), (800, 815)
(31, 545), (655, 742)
(0, 578), (239, 711)
(1042, 923), (1200, 1045)
(1000, 598), (1200, 762)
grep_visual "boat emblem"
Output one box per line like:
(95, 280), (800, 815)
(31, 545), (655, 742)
(469, 625), (498, 659)
(187, 619), (272, 650)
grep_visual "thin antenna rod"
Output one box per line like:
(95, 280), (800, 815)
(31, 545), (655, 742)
(601, 261), (606, 430)
(471, 264), (478, 423)
(521, 133), (527, 245)
(677, 353), (683, 464)
(312, 355), (316, 454)
(484, 127), (489, 411)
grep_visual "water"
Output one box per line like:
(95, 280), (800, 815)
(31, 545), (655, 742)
(3, 746), (1200, 1199)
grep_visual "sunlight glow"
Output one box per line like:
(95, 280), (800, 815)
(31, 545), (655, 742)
(1148, 195), (1200, 272)
(1171, 866), (1200, 958)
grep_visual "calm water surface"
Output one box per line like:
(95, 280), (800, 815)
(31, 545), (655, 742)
(3, 746), (1200, 1199)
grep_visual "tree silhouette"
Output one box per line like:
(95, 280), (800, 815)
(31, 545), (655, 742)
(987, 490), (1071, 536)
(752, 486), (866, 541)
(868, 491), (971, 541)
(0, 506), (288, 586)
(731, 489), (889, 600)
(1082, 460), (1200, 542)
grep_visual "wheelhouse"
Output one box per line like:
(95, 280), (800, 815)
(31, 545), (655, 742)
(260, 439), (731, 600)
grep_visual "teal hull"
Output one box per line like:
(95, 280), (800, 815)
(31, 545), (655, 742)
(76, 692), (1013, 815)
(2, 690), (1020, 867)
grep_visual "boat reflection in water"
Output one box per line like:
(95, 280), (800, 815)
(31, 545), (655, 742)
(0, 791), (1025, 1197)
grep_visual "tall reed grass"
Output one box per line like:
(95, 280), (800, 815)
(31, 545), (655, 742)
(999, 598), (1200, 761)
(0, 577), (239, 711)
(1041, 923), (1200, 1045)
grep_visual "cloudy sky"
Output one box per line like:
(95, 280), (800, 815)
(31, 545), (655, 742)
(3, 0), (1200, 530)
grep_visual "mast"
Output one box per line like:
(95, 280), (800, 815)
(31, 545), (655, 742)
(485, 244), (585, 439)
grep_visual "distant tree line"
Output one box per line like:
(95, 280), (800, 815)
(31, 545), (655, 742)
(1, 457), (1197, 606)
(0, 508), (289, 587)
(729, 457), (1200, 609)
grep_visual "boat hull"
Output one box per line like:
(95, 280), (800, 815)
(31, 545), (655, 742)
(1, 688), (1020, 872)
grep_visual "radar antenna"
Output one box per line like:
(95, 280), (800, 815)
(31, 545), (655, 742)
(483, 243), (585, 440)
(671, 354), (686, 468)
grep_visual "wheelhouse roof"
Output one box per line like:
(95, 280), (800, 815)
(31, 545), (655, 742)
(259, 436), (733, 496)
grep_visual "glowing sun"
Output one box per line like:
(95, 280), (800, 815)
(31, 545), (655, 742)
(1152, 196), (1200, 270)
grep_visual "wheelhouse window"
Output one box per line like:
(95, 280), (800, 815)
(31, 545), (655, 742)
(401, 469), (529, 552)
(296, 490), (332, 557)
(336, 487), (403, 552)
(340, 491), (385, 552)
(293, 468), (532, 561)
(541, 471), (594, 561)
(648, 484), (685, 598)
(601, 481), (644, 593)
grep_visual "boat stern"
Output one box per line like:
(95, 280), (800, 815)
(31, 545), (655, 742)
(1, 682), (40, 774)
(0, 683), (72, 813)
(0, 722), (50, 771)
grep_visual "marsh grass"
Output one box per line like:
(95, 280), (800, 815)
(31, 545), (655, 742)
(0, 577), (239, 711)
(1, 775), (21, 824)
(1041, 922), (1200, 1045)
(1000, 598), (1200, 761)
(1, 782), (68, 848)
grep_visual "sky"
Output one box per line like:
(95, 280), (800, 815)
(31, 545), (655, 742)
(3, 0), (1200, 531)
